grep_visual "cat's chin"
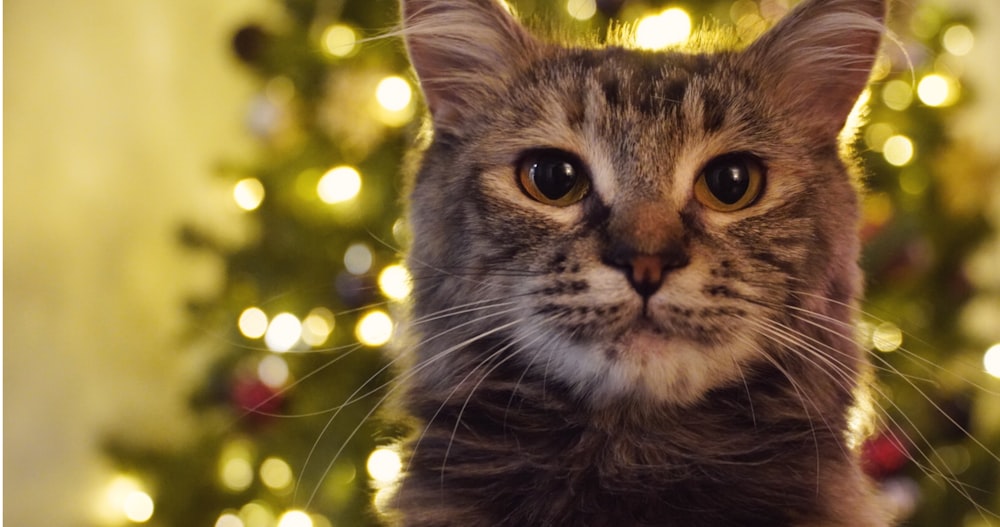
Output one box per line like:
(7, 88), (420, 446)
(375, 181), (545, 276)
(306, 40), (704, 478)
(536, 320), (750, 408)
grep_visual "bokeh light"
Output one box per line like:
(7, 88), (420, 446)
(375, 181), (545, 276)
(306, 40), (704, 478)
(277, 510), (313, 527)
(375, 76), (412, 112)
(942, 24), (974, 56)
(317, 166), (362, 204)
(883, 135), (915, 166)
(260, 457), (294, 491)
(264, 313), (303, 352)
(566, 0), (596, 20)
(379, 264), (412, 300)
(322, 24), (357, 57)
(634, 8), (691, 49)
(367, 447), (403, 484)
(239, 307), (269, 339)
(344, 243), (373, 275)
(301, 307), (335, 347)
(916, 73), (957, 107)
(985, 344), (1000, 379)
(234, 178), (265, 211)
(257, 354), (290, 388)
(872, 322), (903, 352)
(356, 310), (393, 347)
(215, 512), (245, 527)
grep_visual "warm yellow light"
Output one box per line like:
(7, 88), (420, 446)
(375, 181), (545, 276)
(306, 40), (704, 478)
(984, 344), (1000, 379)
(322, 24), (357, 57)
(864, 122), (895, 152)
(898, 169), (930, 196)
(277, 510), (313, 527)
(376, 76), (413, 112)
(379, 264), (413, 300)
(123, 491), (155, 523)
(917, 73), (956, 107)
(344, 243), (374, 275)
(367, 447), (403, 484)
(102, 475), (154, 523)
(258, 354), (290, 388)
(566, 0), (596, 20)
(215, 512), (245, 527)
(634, 8), (691, 50)
(356, 310), (393, 347)
(264, 312), (303, 352)
(302, 307), (335, 347)
(260, 457), (294, 491)
(234, 178), (265, 211)
(240, 501), (275, 527)
(883, 135), (914, 166)
(220, 457), (254, 492)
(942, 24), (974, 56)
(317, 166), (362, 204)
(872, 322), (903, 352)
(239, 307), (269, 339)
(881, 79), (913, 111)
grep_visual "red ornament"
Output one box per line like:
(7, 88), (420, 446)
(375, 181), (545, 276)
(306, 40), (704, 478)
(861, 430), (909, 479)
(231, 375), (284, 426)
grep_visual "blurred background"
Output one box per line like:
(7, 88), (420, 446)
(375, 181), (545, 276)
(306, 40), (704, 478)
(4, 0), (999, 526)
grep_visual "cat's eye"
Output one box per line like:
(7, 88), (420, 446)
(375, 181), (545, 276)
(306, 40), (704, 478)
(517, 149), (590, 207)
(694, 153), (765, 212)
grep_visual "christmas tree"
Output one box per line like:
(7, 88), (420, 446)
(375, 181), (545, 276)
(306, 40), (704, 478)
(101, 1), (1000, 526)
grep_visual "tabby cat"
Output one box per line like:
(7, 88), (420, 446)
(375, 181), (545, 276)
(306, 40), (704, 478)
(389, 0), (892, 525)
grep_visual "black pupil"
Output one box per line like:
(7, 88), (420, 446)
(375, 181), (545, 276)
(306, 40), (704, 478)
(705, 161), (750, 205)
(530, 157), (578, 200)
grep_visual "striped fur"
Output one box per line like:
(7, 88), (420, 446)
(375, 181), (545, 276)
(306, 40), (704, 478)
(389, 0), (892, 525)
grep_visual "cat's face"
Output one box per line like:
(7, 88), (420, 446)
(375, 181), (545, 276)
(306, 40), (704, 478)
(402, 0), (883, 406)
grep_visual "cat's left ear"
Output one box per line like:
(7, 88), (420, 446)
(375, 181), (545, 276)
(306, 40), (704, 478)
(742, 0), (886, 139)
(400, 0), (542, 128)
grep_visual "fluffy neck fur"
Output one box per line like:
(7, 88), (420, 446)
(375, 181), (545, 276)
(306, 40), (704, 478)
(389, 0), (891, 525)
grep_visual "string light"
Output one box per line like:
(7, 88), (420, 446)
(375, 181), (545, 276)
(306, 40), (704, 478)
(916, 73), (957, 107)
(344, 243), (374, 275)
(317, 166), (362, 204)
(634, 8), (691, 50)
(379, 264), (412, 300)
(239, 307), (269, 339)
(264, 313), (303, 352)
(322, 24), (357, 57)
(881, 79), (913, 111)
(215, 512), (245, 527)
(375, 76), (412, 112)
(367, 447), (403, 485)
(101, 475), (155, 524)
(219, 441), (255, 492)
(233, 178), (265, 211)
(872, 322), (903, 352)
(566, 0), (596, 21)
(123, 491), (155, 523)
(258, 354), (290, 388)
(883, 135), (915, 166)
(942, 24), (974, 56)
(984, 344), (1000, 379)
(301, 307), (335, 347)
(260, 457), (294, 491)
(240, 501), (275, 527)
(356, 310), (393, 347)
(864, 122), (895, 152)
(277, 511), (313, 527)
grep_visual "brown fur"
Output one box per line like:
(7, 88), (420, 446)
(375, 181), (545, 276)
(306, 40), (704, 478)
(388, 0), (893, 525)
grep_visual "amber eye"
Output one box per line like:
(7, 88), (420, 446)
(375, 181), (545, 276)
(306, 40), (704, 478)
(694, 153), (765, 212)
(517, 149), (590, 207)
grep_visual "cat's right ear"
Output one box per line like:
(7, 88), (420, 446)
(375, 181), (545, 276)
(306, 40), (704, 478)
(400, 0), (541, 127)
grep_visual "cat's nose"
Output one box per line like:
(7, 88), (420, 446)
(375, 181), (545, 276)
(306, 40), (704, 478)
(603, 247), (690, 299)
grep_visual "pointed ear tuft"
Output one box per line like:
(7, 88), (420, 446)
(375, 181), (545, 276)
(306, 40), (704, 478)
(743, 0), (886, 138)
(400, 0), (541, 127)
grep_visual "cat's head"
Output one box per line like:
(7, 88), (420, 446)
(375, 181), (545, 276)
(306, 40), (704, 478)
(400, 0), (885, 406)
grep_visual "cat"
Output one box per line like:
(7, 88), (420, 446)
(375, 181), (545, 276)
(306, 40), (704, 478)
(387, 0), (892, 525)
